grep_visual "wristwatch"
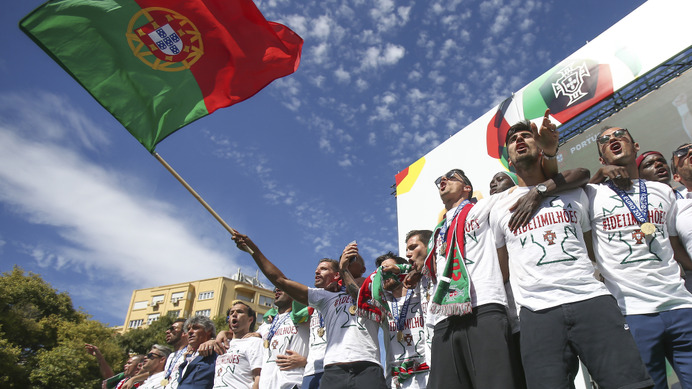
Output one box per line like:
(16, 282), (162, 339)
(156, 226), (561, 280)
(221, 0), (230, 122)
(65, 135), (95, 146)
(535, 183), (548, 197)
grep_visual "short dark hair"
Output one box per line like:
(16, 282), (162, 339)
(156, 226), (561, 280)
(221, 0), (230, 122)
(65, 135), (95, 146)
(405, 230), (432, 246)
(447, 169), (474, 200)
(375, 251), (408, 268)
(318, 258), (339, 272)
(226, 301), (257, 332)
(671, 143), (692, 174)
(505, 120), (532, 146)
(173, 318), (186, 325)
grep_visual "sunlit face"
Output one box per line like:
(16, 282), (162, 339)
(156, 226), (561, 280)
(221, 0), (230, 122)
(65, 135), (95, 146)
(228, 303), (254, 334)
(186, 323), (211, 350)
(123, 355), (142, 376)
(506, 130), (539, 166)
(489, 172), (515, 195)
(314, 261), (339, 288)
(597, 127), (638, 166)
(273, 288), (292, 308)
(405, 235), (427, 265)
(673, 144), (692, 187)
(141, 348), (165, 373)
(638, 153), (670, 184)
(165, 321), (185, 346)
(436, 170), (470, 205)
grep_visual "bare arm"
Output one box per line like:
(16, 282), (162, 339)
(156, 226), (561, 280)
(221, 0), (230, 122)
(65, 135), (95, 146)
(535, 109), (559, 179)
(251, 369), (261, 389)
(233, 233), (309, 305)
(671, 236), (692, 271)
(339, 242), (361, 300)
(508, 168), (591, 231)
(84, 344), (115, 379)
(589, 165), (631, 190)
(497, 246), (510, 283)
(583, 231), (597, 263)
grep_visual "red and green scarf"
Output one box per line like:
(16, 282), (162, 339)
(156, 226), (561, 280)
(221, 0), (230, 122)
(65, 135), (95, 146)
(423, 202), (474, 316)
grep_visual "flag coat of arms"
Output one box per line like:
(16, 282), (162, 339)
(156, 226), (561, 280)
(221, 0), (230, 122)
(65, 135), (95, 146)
(20, 0), (303, 152)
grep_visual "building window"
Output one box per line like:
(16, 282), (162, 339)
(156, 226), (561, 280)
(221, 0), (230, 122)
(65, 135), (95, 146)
(147, 313), (160, 325)
(236, 292), (253, 303)
(259, 295), (273, 307)
(256, 313), (264, 323)
(171, 291), (185, 303)
(168, 310), (180, 318)
(195, 309), (211, 317)
(133, 301), (148, 310)
(198, 291), (214, 300)
(129, 319), (144, 328)
(150, 295), (164, 307)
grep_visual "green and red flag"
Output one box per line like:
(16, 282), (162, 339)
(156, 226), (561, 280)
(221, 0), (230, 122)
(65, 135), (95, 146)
(20, 0), (303, 152)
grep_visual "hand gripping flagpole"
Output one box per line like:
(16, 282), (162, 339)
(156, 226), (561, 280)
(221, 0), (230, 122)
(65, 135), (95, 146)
(152, 152), (254, 255)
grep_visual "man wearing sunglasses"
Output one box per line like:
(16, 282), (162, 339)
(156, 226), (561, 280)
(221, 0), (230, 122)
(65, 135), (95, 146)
(672, 143), (692, 293)
(162, 319), (189, 389)
(586, 126), (692, 389)
(672, 143), (692, 198)
(138, 345), (173, 389)
(491, 120), (652, 389)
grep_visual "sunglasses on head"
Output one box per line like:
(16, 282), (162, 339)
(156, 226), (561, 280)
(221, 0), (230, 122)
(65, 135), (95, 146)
(674, 145), (692, 159)
(597, 128), (629, 145)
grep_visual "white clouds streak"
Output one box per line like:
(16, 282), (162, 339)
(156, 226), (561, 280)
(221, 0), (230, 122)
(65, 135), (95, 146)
(0, 92), (238, 286)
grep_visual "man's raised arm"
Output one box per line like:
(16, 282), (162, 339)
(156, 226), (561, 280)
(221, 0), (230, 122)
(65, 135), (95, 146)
(233, 232), (308, 305)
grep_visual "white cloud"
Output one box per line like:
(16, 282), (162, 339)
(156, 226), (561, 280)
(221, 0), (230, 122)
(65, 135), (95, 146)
(334, 66), (351, 84)
(0, 92), (238, 286)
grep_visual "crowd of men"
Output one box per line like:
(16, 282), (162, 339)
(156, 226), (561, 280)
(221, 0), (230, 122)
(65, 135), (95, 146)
(88, 113), (692, 389)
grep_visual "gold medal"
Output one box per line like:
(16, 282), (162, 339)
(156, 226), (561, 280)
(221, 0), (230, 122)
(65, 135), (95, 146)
(440, 242), (447, 253)
(263, 339), (269, 348)
(396, 330), (403, 342)
(160, 379), (169, 387)
(317, 327), (325, 337)
(640, 222), (655, 235)
(349, 305), (357, 315)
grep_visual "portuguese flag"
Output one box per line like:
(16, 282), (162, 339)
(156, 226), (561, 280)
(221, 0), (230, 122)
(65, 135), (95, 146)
(20, 0), (303, 152)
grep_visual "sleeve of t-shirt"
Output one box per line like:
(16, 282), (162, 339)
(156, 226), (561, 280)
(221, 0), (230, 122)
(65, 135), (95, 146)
(666, 186), (679, 237)
(577, 188), (592, 233)
(247, 338), (264, 370)
(307, 287), (326, 310)
(257, 322), (269, 337)
(489, 203), (506, 248)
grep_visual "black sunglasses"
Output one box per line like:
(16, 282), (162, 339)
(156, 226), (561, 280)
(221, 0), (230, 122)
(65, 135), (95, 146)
(674, 145), (692, 160)
(147, 352), (164, 359)
(597, 128), (629, 145)
(434, 170), (467, 189)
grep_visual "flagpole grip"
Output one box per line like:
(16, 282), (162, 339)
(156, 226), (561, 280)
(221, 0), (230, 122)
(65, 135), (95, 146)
(152, 152), (254, 255)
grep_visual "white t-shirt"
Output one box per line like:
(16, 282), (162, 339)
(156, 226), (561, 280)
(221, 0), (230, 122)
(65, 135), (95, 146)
(586, 180), (692, 314)
(139, 371), (165, 389)
(213, 337), (263, 389)
(307, 288), (381, 366)
(677, 198), (692, 259)
(384, 288), (428, 389)
(490, 187), (610, 311)
(257, 312), (309, 389)
(162, 346), (187, 389)
(429, 195), (508, 325)
(303, 309), (327, 376)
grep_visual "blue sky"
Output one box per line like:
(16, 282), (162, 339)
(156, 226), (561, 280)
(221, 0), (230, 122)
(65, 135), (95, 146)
(1, 0), (646, 326)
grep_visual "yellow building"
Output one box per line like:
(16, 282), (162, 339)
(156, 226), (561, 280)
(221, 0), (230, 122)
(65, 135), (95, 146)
(123, 269), (275, 330)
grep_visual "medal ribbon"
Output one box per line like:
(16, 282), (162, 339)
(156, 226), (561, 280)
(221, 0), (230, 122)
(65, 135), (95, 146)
(606, 180), (649, 223)
(265, 312), (290, 343)
(391, 288), (414, 332)
(164, 345), (187, 380)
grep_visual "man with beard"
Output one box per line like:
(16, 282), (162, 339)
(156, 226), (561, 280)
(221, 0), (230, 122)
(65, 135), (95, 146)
(490, 120), (652, 389)
(256, 288), (309, 389)
(587, 127), (692, 389)
(162, 319), (189, 389)
(212, 301), (263, 389)
(231, 233), (386, 388)
(178, 316), (217, 389)
(378, 253), (428, 389)
(138, 345), (172, 389)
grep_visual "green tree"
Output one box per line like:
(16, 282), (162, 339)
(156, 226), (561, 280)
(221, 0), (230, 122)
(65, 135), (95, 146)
(0, 266), (124, 389)
(116, 315), (174, 355)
